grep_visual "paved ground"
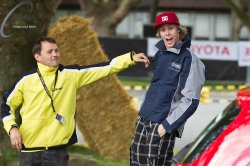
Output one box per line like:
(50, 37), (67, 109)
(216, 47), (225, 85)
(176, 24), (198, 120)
(76, 89), (237, 151)
(175, 102), (228, 150)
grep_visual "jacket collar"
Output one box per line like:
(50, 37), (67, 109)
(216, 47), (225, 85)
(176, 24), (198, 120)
(155, 35), (191, 55)
(37, 62), (59, 76)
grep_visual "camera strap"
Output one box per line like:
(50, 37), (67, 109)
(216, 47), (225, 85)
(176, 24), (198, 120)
(37, 68), (58, 114)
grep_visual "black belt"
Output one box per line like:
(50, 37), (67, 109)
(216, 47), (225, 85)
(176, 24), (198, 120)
(21, 144), (67, 151)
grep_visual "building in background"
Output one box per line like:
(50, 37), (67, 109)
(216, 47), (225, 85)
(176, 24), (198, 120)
(55, 0), (250, 41)
(117, 0), (250, 40)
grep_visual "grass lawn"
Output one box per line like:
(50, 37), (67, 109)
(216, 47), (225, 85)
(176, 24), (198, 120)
(68, 145), (128, 166)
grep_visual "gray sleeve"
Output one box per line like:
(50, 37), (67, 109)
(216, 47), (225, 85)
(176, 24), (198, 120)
(162, 51), (206, 133)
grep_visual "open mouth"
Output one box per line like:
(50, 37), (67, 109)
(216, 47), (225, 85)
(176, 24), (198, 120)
(166, 37), (173, 42)
(165, 37), (174, 46)
(52, 57), (59, 61)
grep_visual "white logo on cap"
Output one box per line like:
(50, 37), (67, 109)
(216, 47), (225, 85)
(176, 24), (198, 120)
(162, 16), (168, 22)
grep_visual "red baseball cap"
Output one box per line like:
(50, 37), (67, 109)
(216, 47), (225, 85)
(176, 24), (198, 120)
(155, 12), (180, 30)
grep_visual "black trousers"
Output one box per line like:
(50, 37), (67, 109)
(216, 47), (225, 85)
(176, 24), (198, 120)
(19, 148), (69, 166)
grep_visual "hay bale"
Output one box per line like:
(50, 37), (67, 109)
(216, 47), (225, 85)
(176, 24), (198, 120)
(48, 16), (138, 160)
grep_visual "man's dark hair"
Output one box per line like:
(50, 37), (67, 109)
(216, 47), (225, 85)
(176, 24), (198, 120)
(32, 36), (57, 55)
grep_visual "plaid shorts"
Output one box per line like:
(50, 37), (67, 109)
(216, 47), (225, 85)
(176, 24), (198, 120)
(130, 117), (176, 166)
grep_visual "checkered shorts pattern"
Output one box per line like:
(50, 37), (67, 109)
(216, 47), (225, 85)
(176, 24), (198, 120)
(130, 117), (176, 166)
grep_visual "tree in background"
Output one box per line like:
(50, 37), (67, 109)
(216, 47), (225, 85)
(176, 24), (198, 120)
(224, 0), (250, 40)
(78, 0), (142, 36)
(150, 0), (160, 23)
(224, 0), (250, 83)
(0, 0), (62, 160)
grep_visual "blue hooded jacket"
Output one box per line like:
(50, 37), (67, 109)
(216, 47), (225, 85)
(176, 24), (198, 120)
(139, 35), (206, 137)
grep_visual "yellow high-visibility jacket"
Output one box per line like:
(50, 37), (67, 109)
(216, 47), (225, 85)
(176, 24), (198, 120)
(1, 52), (135, 151)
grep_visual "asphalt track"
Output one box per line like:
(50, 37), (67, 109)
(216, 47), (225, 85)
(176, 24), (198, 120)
(76, 89), (237, 151)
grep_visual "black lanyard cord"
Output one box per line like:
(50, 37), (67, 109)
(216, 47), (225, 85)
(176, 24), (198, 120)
(37, 68), (58, 113)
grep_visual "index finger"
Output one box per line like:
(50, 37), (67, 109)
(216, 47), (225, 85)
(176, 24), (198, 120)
(16, 138), (22, 150)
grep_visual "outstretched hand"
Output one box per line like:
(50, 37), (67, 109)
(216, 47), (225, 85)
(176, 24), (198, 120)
(132, 53), (150, 68)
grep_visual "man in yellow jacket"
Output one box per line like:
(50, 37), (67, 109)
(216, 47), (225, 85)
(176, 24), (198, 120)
(1, 36), (150, 166)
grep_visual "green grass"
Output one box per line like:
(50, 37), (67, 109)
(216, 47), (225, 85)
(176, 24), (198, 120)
(118, 76), (150, 86)
(118, 76), (245, 86)
(68, 145), (128, 166)
(204, 80), (245, 86)
(1, 148), (19, 165)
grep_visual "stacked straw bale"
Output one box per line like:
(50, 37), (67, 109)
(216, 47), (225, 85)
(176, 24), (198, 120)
(48, 16), (138, 160)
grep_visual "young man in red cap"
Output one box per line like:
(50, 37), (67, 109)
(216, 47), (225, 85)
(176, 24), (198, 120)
(130, 12), (206, 166)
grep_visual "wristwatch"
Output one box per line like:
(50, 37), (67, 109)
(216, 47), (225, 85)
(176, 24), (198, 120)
(130, 51), (136, 61)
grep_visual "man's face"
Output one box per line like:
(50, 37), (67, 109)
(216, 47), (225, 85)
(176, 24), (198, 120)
(159, 24), (180, 49)
(35, 41), (60, 67)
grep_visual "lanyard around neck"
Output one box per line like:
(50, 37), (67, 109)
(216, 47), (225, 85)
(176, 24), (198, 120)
(37, 68), (58, 113)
